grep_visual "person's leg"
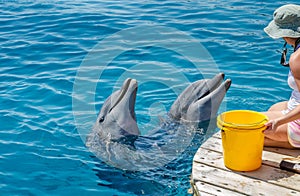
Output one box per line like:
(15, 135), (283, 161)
(262, 111), (289, 141)
(262, 101), (292, 147)
(287, 121), (300, 148)
(264, 137), (294, 148)
(267, 101), (288, 112)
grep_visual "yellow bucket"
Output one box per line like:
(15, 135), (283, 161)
(217, 110), (268, 171)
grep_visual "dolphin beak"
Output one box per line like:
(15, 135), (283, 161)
(197, 73), (225, 100)
(186, 77), (231, 122)
(105, 78), (140, 137)
(169, 72), (231, 122)
(126, 79), (138, 121)
(110, 78), (138, 121)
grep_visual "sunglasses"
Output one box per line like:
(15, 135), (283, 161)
(280, 42), (289, 67)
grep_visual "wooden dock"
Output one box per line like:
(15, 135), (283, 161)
(190, 132), (300, 196)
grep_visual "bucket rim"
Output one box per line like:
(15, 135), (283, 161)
(217, 110), (269, 129)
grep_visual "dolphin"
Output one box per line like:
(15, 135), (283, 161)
(86, 73), (231, 171)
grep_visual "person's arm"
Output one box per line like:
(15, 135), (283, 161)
(265, 104), (300, 131)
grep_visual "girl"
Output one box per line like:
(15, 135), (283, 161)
(263, 4), (300, 148)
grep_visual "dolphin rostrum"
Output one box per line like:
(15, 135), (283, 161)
(86, 73), (231, 171)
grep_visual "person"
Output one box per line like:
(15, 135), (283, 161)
(263, 4), (300, 148)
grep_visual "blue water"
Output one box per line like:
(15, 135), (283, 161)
(0, 0), (298, 195)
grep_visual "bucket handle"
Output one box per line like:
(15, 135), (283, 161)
(221, 129), (227, 150)
(220, 118), (268, 129)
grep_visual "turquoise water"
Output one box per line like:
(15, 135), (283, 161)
(0, 0), (298, 195)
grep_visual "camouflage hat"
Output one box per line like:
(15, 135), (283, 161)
(264, 4), (300, 39)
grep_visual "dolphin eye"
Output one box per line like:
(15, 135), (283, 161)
(99, 117), (105, 123)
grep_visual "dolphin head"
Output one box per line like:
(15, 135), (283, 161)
(169, 73), (231, 122)
(87, 73), (231, 146)
(89, 78), (140, 144)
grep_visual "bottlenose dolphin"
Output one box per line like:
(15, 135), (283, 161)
(86, 73), (231, 171)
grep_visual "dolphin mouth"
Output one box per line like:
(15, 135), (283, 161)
(110, 78), (138, 120)
(197, 73), (225, 100)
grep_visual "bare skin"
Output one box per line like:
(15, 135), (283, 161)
(263, 37), (300, 148)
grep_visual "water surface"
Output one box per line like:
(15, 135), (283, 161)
(0, 0), (297, 195)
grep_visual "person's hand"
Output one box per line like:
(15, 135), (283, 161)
(264, 119), (279, 133)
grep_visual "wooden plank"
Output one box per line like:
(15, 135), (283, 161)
(212, 131), (221, 139)
(193, 164), (300, 196)
(262, 150), (294, 168)
(200, 136), (222, 153)
(193, 181), (246, 196)
(264, 147), (300, 157)
(193, 147), (300, 191)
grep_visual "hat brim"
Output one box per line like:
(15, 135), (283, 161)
(264, 20), (300, 39)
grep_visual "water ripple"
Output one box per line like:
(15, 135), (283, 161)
(0, 0), (298, 195)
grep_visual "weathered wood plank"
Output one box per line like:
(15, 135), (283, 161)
(193, 164), (300, 196)
(200, 136), (222, 153)
(193, 181), (246, 196)
(262, 150), (294, 168)
(264, 147), (300, 158)
(193, 147), (300, 191)
(212, 131), (221, 139)
(192, 132), (300, 196)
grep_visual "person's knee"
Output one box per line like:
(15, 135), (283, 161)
(267, 101), (288, 112)
(264, 138), (295, 148)
(264, 128), (289, 142)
